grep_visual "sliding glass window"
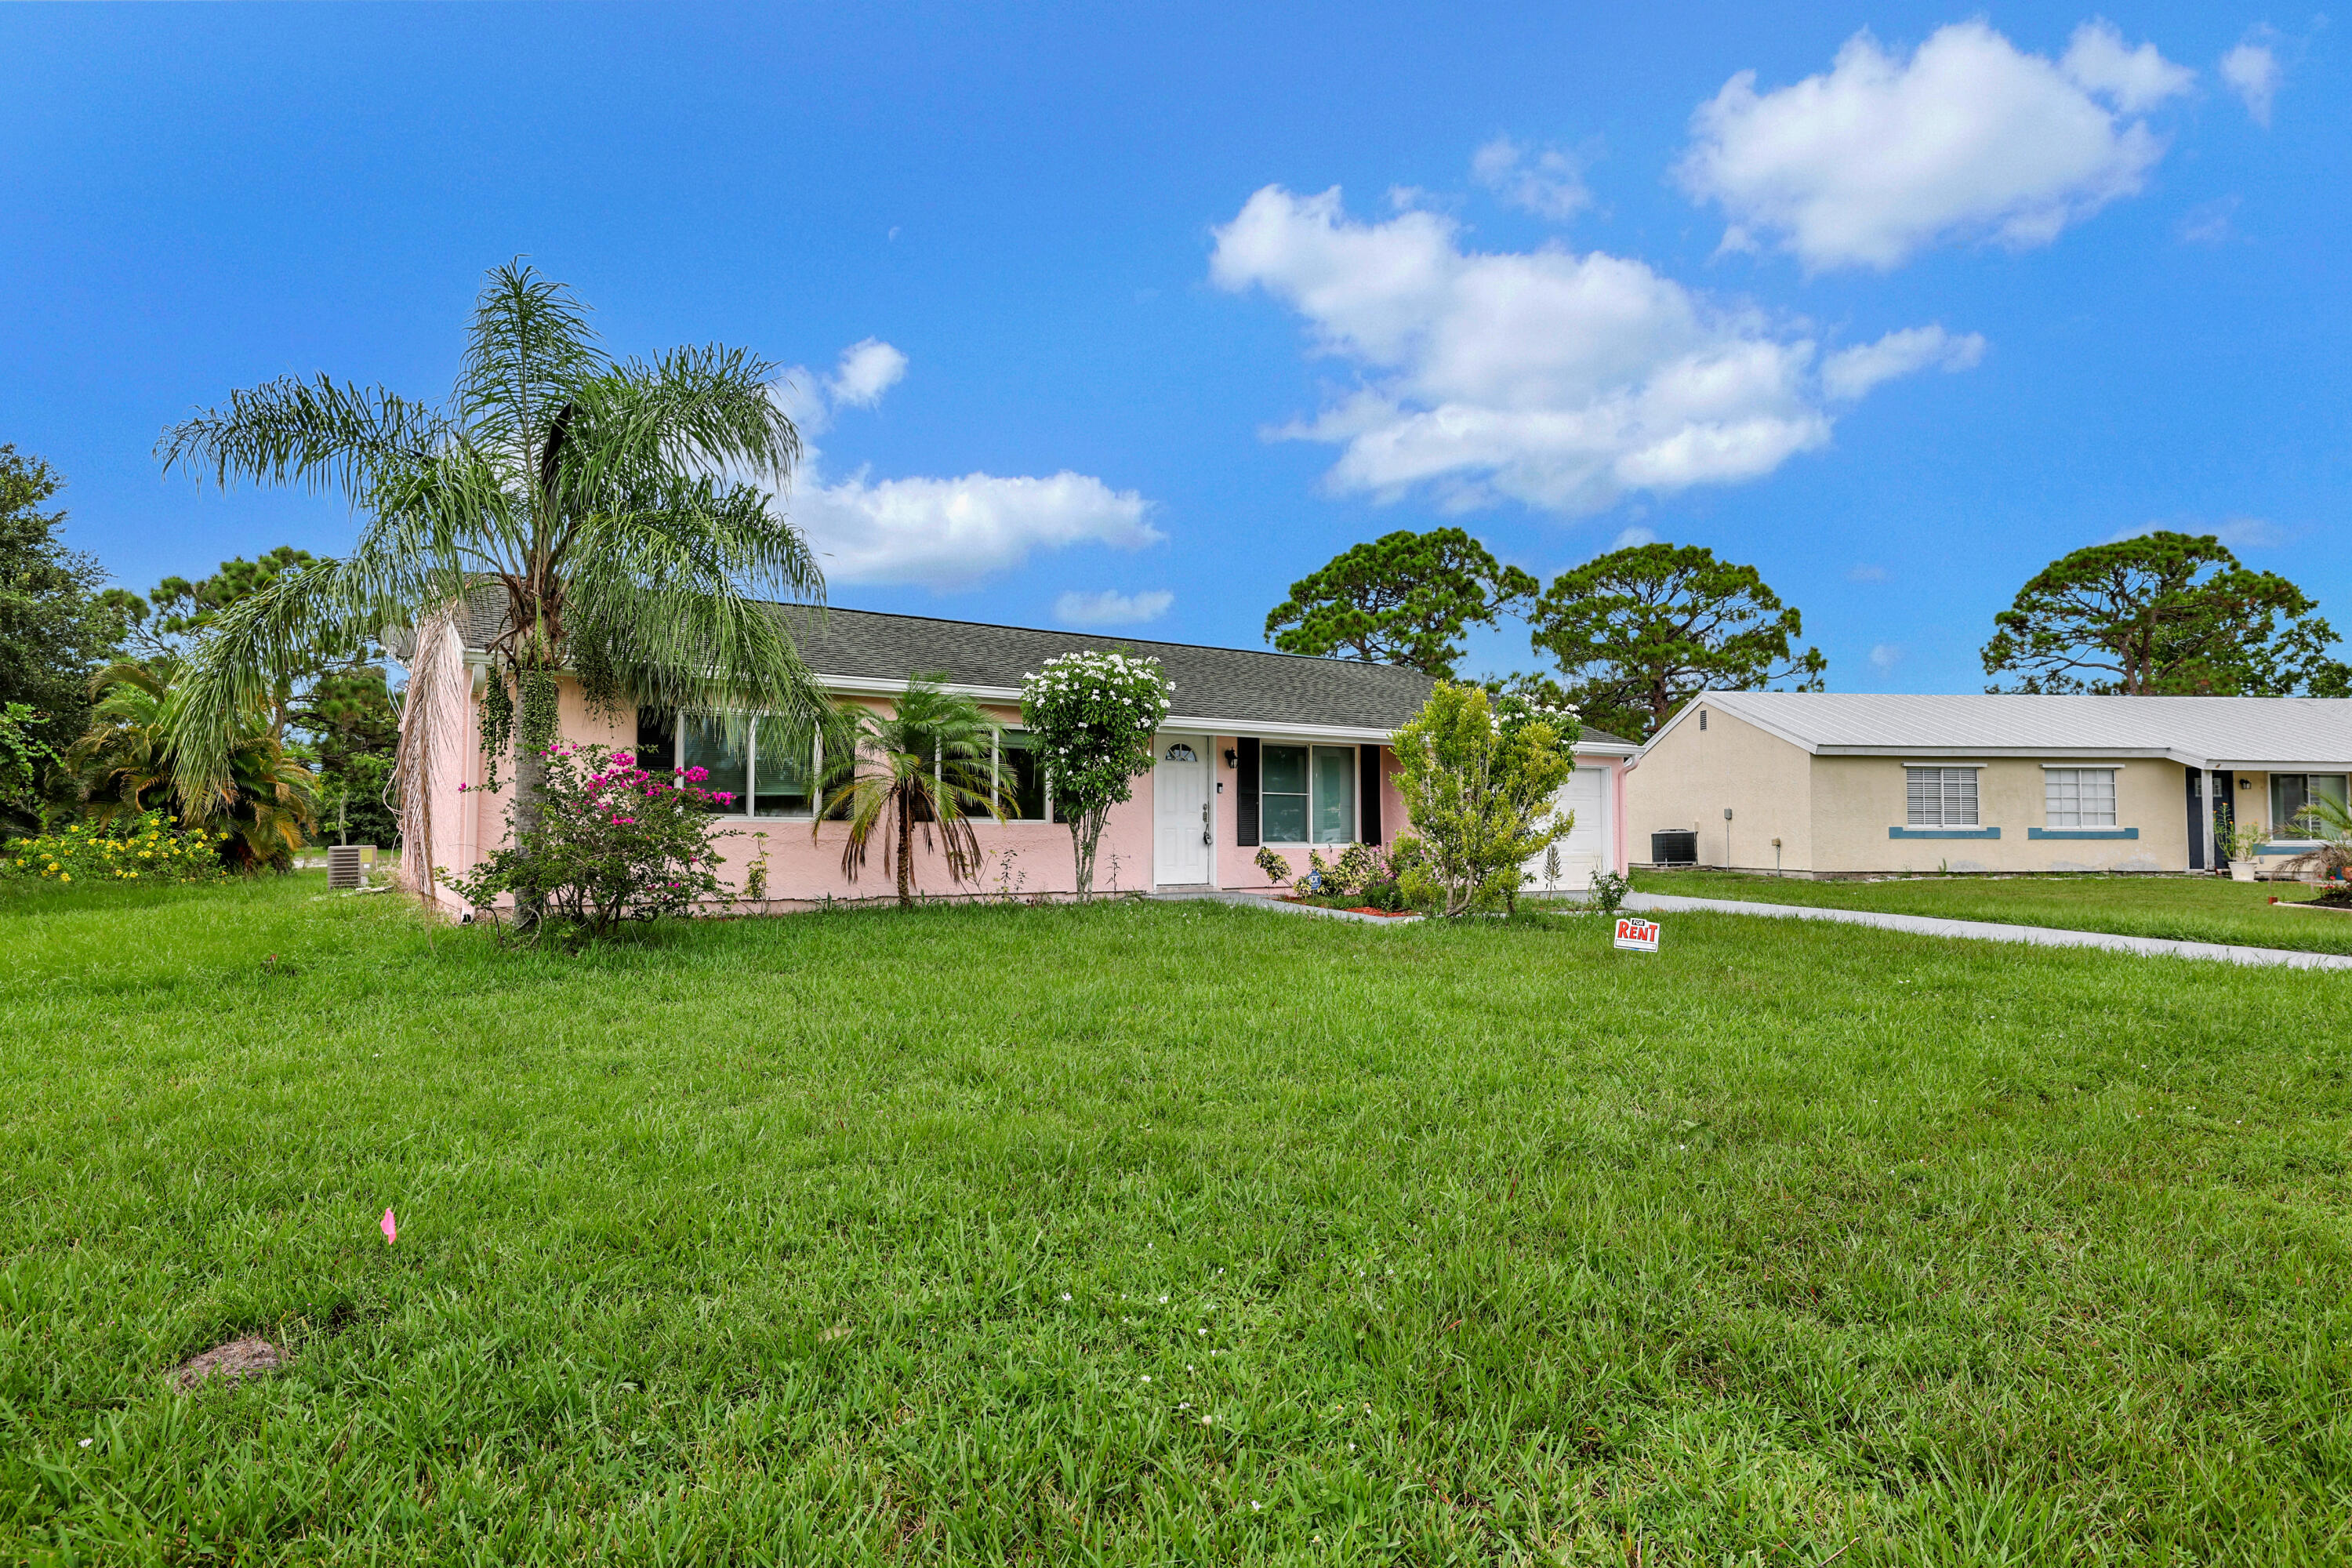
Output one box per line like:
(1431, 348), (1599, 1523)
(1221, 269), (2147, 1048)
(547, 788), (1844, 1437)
(752, 717), (814, 817)
(1261, 745), (1309, 844)
(998, 731), (1049, 821)
(1311, 746), (1355, 844)
(2272, 773), (2350, 837)
(654, 713), (815, 817)
(1260, 743), (1356, 844)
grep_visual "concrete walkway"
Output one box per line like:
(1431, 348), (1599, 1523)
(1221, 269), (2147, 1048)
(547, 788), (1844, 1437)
(1623, 891), (2352, 971)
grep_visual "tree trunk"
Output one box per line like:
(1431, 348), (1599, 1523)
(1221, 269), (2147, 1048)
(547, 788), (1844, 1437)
(1071, 805), (1105, 899)
(896, 793), (914, 909)
(511, 733), (548, 928)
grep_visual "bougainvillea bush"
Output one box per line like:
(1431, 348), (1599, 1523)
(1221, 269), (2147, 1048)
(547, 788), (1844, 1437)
(444, 742), (732, 936)
(5, 811), (228, 887)
(1019, 650), (1172, 898)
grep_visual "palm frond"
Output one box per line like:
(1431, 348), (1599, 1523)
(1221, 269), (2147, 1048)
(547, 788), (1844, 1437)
(457, 261), (607, 470)
(157, 376), (445, 498)
(169, 553), (427, 815)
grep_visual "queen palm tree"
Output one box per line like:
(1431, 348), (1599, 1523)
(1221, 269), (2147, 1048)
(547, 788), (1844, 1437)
(158, 262), (826, 914)
(816, 676), (1006, 909)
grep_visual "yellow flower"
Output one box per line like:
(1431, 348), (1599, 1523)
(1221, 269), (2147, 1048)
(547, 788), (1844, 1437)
(59, 872), (71, 882)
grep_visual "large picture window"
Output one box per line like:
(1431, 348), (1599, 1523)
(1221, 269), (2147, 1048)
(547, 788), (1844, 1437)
(636, 710), (817, 818)
(637, 709), (1061, 824)
(2044, 768), (2117, 828)
(2271, 773), (2349, 838)
(1906, 767), (1979, 826)
(1261, 743), (1356, 844)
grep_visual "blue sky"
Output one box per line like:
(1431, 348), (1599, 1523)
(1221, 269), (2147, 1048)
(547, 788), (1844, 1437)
(5, 2), (2342, 694)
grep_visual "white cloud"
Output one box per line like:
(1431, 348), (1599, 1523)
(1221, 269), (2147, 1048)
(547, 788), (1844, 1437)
(2220, 38), (2281, 127)
(2061, 20), (2196, 113)
(1849, 563), (1889, 583)
(1868, 643), (1904, 672)
(1208, 183), (1977, 515)
(1679, 20), (2192, 270)
(1053, 589), (1174, 627)
(1471, 136), (1591, 221)
(771, 341), (1161, 590)
(2102, 516), (2288, 551)
(2216, 516), (2287, 550)
(793, 469), (1160, 590)
(826, 338), (909, 408)
(2179, 196), (2240, 245)
(1610, 524), (1657, 550)
(1821, 325), (1986, 401)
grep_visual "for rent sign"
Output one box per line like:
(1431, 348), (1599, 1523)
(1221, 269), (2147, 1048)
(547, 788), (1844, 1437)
(1613, 916), (1661, 952)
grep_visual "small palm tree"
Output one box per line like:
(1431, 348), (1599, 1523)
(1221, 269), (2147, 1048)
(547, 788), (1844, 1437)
(65, 664), (176, 813)
(66, 662), (318, 871)
(816, 676), (1005, 909)
(157, 261), (825, 913)
(2281, 795), (2352, 895)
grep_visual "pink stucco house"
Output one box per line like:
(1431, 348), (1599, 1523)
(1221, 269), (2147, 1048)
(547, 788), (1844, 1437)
(395, 601), (1635, 912)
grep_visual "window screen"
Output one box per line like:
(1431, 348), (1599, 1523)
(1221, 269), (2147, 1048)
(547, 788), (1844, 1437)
(2272, 773), (2350, 837)
(1311, 746), (1356, 844)
(682, 716), (750, 811)
(751, 717), (813, 818)
(2044, 768), (2116, 827)
(1906, 768), (1979, 826)
(1261, 745), (1309, 844)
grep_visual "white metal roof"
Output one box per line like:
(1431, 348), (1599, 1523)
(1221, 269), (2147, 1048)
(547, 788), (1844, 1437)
(1641, 691), (2352, 771)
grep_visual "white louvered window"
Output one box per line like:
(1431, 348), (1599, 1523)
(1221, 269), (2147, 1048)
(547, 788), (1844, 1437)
(2044, 768), (2117, 828)
(1906, 768), (1978, 826)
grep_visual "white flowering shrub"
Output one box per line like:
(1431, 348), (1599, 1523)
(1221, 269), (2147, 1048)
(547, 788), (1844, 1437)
(1019, 650), (1173, 897)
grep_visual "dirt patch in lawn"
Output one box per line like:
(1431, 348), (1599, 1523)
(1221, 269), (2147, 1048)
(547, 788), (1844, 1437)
(173, 1337), (284, 1392)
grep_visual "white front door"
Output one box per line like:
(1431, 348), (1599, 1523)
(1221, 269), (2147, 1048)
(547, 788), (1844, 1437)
(1524, 765), (1610, 893)
(1152, 736), (1212, 886)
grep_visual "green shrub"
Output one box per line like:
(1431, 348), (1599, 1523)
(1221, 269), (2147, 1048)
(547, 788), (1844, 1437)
(5, 810), (229, 886)
(444, 742), (731, 937)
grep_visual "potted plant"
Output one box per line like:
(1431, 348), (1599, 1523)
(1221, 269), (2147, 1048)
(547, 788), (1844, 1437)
(2221, 819), (2268, 882)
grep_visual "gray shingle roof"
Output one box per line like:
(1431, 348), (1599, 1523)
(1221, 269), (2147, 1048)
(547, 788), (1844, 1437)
(774, 606), (1441, 731)
(452, 589), (1436, 732)
(1689, 690), (2352, 768)
(443, 589), (1646, 743)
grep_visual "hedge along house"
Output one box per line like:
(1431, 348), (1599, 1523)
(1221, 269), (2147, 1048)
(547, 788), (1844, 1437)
(1622, 691), (2352, 877)
(396, 600), (1632, 911)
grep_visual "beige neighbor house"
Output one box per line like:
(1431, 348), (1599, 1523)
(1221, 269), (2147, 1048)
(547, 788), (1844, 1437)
(1624, 691), (2352, 877)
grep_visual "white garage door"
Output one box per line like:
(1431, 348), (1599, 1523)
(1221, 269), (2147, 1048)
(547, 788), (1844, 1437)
(1523, 766), (1609, 895)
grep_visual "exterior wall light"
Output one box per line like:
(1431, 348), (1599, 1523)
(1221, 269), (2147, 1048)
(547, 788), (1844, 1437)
(1224, 749), (1238, 769)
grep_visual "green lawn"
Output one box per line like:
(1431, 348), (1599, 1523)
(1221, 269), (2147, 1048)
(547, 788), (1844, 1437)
(4, 877), (2350, 1564)
(1632, 868), (2352, 956)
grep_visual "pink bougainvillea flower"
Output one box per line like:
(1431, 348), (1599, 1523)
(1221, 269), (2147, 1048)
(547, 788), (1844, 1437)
(380, 1208), (397, 1245)
(456, 782), (469, 793)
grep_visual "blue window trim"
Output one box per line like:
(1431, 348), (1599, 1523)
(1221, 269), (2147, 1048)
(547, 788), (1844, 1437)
(2027, 826), (2137, 840)
(1888, 826), (2000, 840)
(2256, 842), (2322, 856)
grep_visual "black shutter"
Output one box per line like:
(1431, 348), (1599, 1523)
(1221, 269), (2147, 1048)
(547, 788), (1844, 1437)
(1357, 745), (1382, 844)
(1236, 738), (1260, 847)
(2185, 768), (2205, 869)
